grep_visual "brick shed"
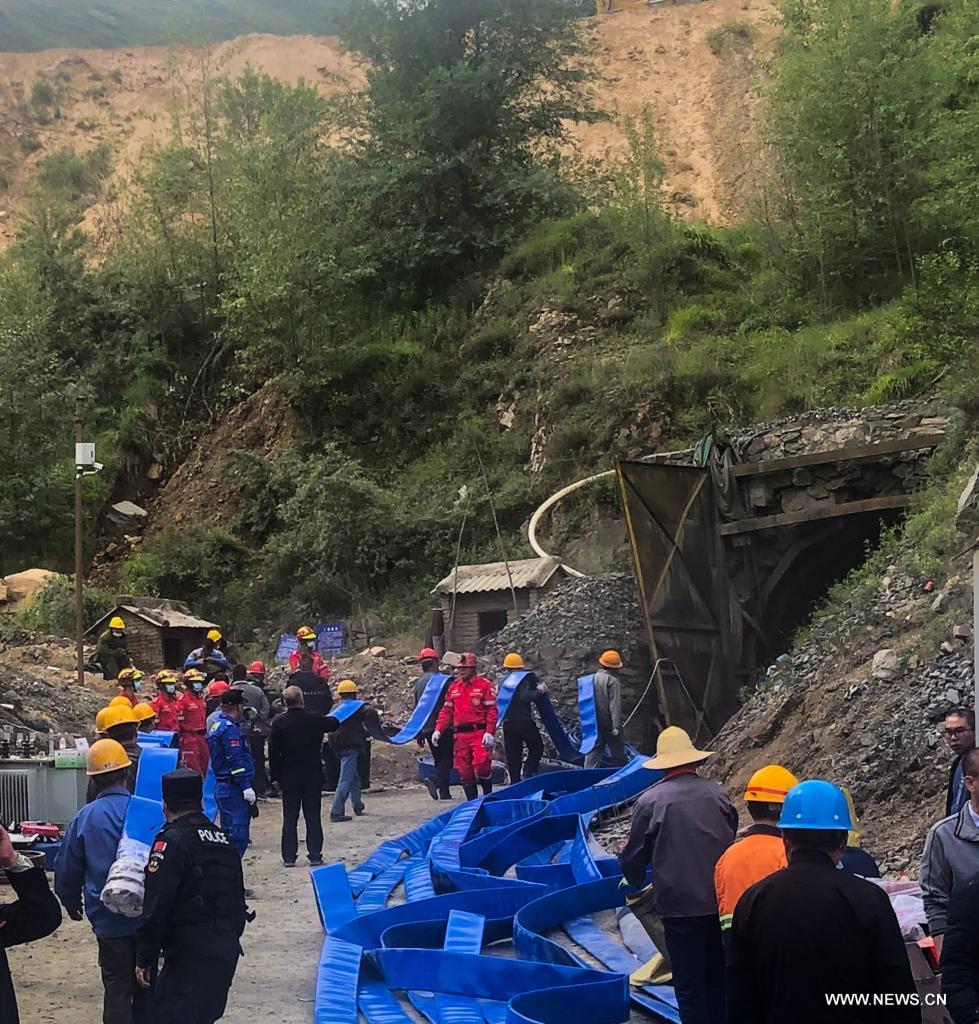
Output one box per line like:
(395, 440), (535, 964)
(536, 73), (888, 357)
(86, 597), (219, 672)
(433, 557), (565, 652)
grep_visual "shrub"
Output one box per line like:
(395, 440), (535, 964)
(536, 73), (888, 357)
(38, 145), (111, 199)
(706, 22), (758, 57)
(12, 575), (113, 636)
(18, 134), (41, 154)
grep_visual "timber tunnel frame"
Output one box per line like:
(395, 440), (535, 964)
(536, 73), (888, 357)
(616, 431), (945, 742)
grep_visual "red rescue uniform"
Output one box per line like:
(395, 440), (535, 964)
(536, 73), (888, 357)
(288, 649), (331, 681)
(176, 691), (210, 775)
(150, 693), (181, 733)
(435, 675), (498, 784)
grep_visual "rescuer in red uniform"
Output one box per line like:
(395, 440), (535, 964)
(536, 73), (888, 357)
(176, 669), (210, 775)
(433, 653), (498, 799)
(150, 670), (182, 733)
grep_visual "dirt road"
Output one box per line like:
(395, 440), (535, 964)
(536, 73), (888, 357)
(13, 785), (443, 1024)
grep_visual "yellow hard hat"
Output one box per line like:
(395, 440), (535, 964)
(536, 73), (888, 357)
(156, 669), (179, 685)
(109, 616), (126, 631)
(337, 679), (359, 695)
(108, 696), (132, 708)
(503, 653), (525, 670)
(643, 726), (712, 770)
(744, 764), (798, 804)
(132, 702), (157, 724)
(103, 704), (138, 730)
(117, 667), (142, 684)
(599, 650), (623, 669)
(182, 668), (206, 684)
(206, 629), (222, 643)
(297, 625), (317, 641)
(86, 738), (132, 776)
(95, 707), (114, 733)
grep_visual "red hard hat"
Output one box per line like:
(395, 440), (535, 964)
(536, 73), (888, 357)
(458, 652), (477, 669)
(419, 647), (438, 662)
(248, 661), (267, 675)
(208, 681), (231, 696)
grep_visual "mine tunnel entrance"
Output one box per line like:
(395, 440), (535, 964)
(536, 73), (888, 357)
(616, 419), (945, 743)
(735, 507), (905, 677)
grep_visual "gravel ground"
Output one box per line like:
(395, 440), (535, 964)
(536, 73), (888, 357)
(13, 785), (447, 1024)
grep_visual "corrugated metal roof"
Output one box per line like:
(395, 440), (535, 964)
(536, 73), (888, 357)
(433, 557), (562, 595)
(122, 606), (218, 630)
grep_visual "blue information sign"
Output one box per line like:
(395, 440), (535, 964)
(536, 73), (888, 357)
(316, 622), (346, 655)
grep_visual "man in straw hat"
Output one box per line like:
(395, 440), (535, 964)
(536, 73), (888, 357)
(619, 725), (737, 1024)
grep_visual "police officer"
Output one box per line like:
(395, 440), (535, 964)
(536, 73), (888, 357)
(135, 769), (247, 1023)
(206, 690), (256, 858)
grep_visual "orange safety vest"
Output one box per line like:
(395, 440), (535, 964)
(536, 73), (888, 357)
(713, 824), (787, 932)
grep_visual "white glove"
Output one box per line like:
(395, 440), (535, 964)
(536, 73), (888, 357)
(431, 730), (441, 746)
(242, 787), (257, 805)
(481, 733), (495, 749)
(536, 683), (548, 695)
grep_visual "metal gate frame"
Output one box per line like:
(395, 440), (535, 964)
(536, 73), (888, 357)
(616, 460), (739, 742)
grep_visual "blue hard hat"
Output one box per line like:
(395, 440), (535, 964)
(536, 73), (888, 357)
(777, 780), (853, 831)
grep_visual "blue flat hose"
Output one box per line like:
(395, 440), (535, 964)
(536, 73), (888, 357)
(136, 730), (179, 748)
(327, 674), (450, 746)
(308, 736), (682, 1024)
(495, 672), (601, 765)
(121, 745), (179, 846)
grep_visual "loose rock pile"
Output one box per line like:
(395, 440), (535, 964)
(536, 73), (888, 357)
(707, 562), (973, 875)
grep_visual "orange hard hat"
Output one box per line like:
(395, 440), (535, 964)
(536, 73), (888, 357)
(419, 648), (439, 662)
(208, 681), (231, 697)
(248, 660), (267, 675)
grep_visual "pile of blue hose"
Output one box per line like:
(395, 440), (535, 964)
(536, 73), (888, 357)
(309, 756), (680, 1024)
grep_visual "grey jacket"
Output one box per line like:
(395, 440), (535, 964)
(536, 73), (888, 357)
(593, 668), (622, 734)
(920, 805), (979, 936)
(619, 771), (738, 918)
(233, 681), (271, 736)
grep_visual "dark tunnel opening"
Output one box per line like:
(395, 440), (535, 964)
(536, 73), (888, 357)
(735, 507), (906, 683)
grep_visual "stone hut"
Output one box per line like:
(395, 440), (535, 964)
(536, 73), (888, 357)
(433, 557), (566, 652)
(86, 597), (219, 671)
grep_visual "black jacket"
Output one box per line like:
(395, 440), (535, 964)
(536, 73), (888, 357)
(729, 847), (917, 1023)
(948, 753), (970, 818)
(941, 872), (979, 1023)
(289, 671), (335, 718)
(503, 672), (541, 724)
(1, 863), (62, 1023)
(136, 812), (246, 967)
(329, 702), (380, 754)
(268, 708), (334, 787)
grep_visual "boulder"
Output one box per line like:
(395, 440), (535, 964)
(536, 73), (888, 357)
(871, 648), (902, 681)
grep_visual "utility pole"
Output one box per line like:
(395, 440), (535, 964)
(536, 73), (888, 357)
(74, 401), (84, 689)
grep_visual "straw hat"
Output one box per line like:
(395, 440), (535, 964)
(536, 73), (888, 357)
(643, 726), (713, 770)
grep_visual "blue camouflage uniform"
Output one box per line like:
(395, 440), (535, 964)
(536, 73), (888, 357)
(206, 712), (255, 857)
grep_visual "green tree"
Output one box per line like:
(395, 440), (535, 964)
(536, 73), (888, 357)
(337, 0), (601, 298)
(768, 0), (939, 304)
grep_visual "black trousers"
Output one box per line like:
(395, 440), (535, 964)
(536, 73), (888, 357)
(154, 952), (239, 1023)
(503, 720), (543, 783)
(281, 777), (323, 863)
(662, 915), (726, 1024)
(426, 728), (454, 798)
(248, 734), (268, 797)
(97, 935), (153, 1024)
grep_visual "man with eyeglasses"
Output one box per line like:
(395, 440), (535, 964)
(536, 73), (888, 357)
(942, 709), (976, 817)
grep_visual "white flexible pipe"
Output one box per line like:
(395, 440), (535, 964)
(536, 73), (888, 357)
(528, 470), (615, 577)
(528, 448), (697, 576)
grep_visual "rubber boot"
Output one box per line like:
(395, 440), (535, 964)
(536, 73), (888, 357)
(462, 783), (478, 800)
(479, 778), (493, 796)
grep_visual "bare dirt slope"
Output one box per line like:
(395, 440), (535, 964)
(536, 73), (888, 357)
(0, 1), (776, 248)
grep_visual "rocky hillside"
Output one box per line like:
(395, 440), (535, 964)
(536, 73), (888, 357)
(0, 0), (776, 249)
